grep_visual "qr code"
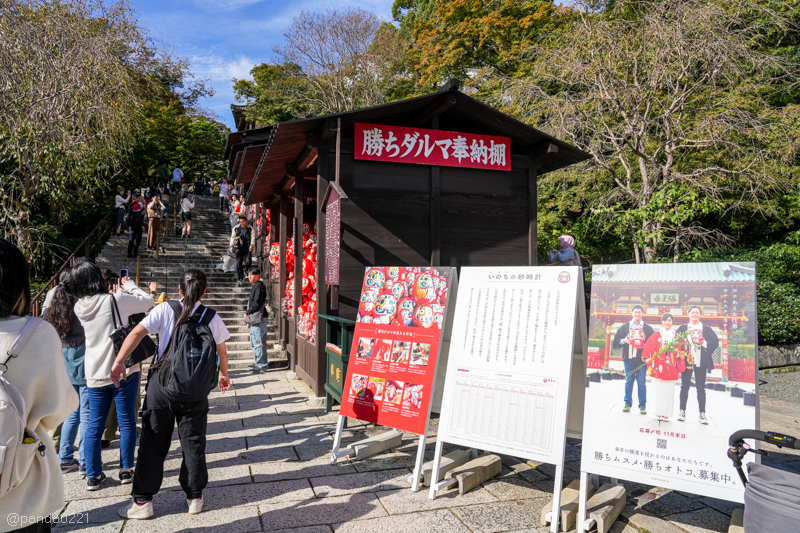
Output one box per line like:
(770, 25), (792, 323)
(657, 438), (667, 449)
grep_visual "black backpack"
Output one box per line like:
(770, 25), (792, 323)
(124, 205), (134, 226)
(157, 301), (219, 402)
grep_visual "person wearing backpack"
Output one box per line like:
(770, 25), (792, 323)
(0, 238), (78, 533)
(72, 262), (156, 491)
(41, 262), (89, 476)
(109, 269), (231, 519)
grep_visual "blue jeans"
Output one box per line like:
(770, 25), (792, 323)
(250, 319), (268, 369)
(59, 385), (89, 464)
(85, 372), (140, 479)
(623, 357), (647, 408)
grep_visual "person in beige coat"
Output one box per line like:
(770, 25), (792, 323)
(0, 239), (78, 533)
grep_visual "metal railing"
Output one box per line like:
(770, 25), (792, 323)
(31, 209), (117, 317)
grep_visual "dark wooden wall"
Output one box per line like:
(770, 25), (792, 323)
(332, 148), (529, 321)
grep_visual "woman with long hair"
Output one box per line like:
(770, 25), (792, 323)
(114, 186), (131, 238)
(72, 261), (155, 491)
(228, 193), (241, 229)
(180, 190), (196, 239)
(42, 260), (90, 475)
(0, 239), (77, 533)
(110, 269), (231, 519)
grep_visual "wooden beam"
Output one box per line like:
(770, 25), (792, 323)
(290, 142), (318, 173)
(530, 142), (559, 168)
(528, 163), (538, 266)
(430, 114), (441, 267)
(409, 93), (457, 128)
(320, 117), (339, 141)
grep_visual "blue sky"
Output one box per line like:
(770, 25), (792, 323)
(129, 0), (396, 130)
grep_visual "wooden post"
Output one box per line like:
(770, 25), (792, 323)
(430, 115), (441, 267)
(316, 142), (329, 395)
(528, 163), (538, 266)
(294, 175), (304, 370)
(279, 195), (288, 352)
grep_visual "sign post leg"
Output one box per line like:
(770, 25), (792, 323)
(578, 471), (590, 532)
(428, 439), (445, 500)
(330, 415), (346, 465)
(549, 463), (564, 533)
(411, 426), (428, 492)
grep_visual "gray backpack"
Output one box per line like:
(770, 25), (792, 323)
(0, 318), (46, 498)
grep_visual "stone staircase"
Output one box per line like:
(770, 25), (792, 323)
(94, 195), (287, 370)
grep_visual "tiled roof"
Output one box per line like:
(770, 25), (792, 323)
(591, 262), (756, 284)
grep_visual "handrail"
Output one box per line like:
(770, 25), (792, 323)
(317, 313), (356, 325)
(32, 209), (117, 317)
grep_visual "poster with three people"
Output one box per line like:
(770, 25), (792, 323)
(581, 262), (758, 502)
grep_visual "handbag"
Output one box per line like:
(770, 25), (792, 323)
(109, 295), (156, 368)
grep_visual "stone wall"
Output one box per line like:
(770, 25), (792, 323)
(760, 344), (800, 368)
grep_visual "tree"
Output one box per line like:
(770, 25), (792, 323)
(508, 0), (800, 262)
(274, 9), (407, 114)
(393, 0), (567, 87)
(175, 119), (229, 182)
(0, 0), (151, 260)
(233, 63), (316, 127)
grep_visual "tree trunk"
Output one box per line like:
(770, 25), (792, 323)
(642, 220), (657, 263)
(631, 228), (641, 264)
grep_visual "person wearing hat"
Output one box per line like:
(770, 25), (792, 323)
(127, 193), (144, 258)
(114, 186), (131, 238)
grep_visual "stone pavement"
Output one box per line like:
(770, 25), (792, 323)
(55, 368), (800, 533)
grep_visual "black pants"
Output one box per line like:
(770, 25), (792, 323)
(15, 521), (51, 533)
(220, 196), (227, 211)
(132, 371), (209, 502)
(236, 248), (251, 281)
(679, 366), (707, 412)
(128, 227), (142, 257)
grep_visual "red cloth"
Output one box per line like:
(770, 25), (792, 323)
(641, 331), (684, 380)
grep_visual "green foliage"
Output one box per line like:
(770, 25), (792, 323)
(233, 63), (315, 126)
(588, 338), (606, 350)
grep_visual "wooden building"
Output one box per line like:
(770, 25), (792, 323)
(227, 81), (590, 397)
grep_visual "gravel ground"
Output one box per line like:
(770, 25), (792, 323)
(759, 367), (800, 404)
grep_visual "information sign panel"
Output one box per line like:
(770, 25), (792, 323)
(339, 266), (454, 434)
(579, 262), (758, 506)
(436, 266), (582, 464)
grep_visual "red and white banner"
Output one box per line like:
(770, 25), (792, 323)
(354, 123), (511, 171)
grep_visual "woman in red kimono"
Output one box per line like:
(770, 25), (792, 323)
(641, 313), (686, 421)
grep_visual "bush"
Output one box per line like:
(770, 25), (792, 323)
(588, 338), (606, 349)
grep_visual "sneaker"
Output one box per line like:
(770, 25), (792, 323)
(640, 407), (647, 415)
(622, 404), (631, 413)
(119, 469), (134, 484)
(86, 473), (107, 491)
(250, 367), (266, 374)
(699, 412), (709, 424)
(61, 458), (79, 473)
(247, 364), (259, 370)
(101, 439), (111, 449)
(118, 500), (154, 520)
(677, 410), (686, 421)
(78, 462), (86, 477)
(187, 498), (204, 515)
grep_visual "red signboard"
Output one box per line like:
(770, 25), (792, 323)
(354, 123), (511, 171)
(340, 266), (453, 434)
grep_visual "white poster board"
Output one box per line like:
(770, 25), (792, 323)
(430, 266), (586, 532)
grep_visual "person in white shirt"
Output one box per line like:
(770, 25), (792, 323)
(110, 269), (231, 520)
(172, 167), (184, 187)
(181, 192), (196, 239)
(71, 262), (156, 491)
(0, 238), (78, 532)
(218, 178), (231, 212)
(114, 186), (131, 238)
(228, 193), (242, 229)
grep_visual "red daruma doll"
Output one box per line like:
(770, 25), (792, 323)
(628, 328), (646, 350)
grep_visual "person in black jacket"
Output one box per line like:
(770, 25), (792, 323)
(675, 305), (720, 424)
(612, 304), (654, 414)
(230, 215), (254, 282)
(245, 267), (269, 373)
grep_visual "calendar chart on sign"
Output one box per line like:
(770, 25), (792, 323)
(436, 266), (581, 465)
(447, 368), (558, 454)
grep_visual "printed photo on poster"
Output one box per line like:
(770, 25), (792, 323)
(367, 377), (386, 401)
(402, 384), (424, 409)
(581, 262), (757, 502)
(410, 343), (430, 366)
(356, 338), (374, 359)
(385, 379), (404, 404)
(350, 374), (368, 398)
(390, 341), (411, 364)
